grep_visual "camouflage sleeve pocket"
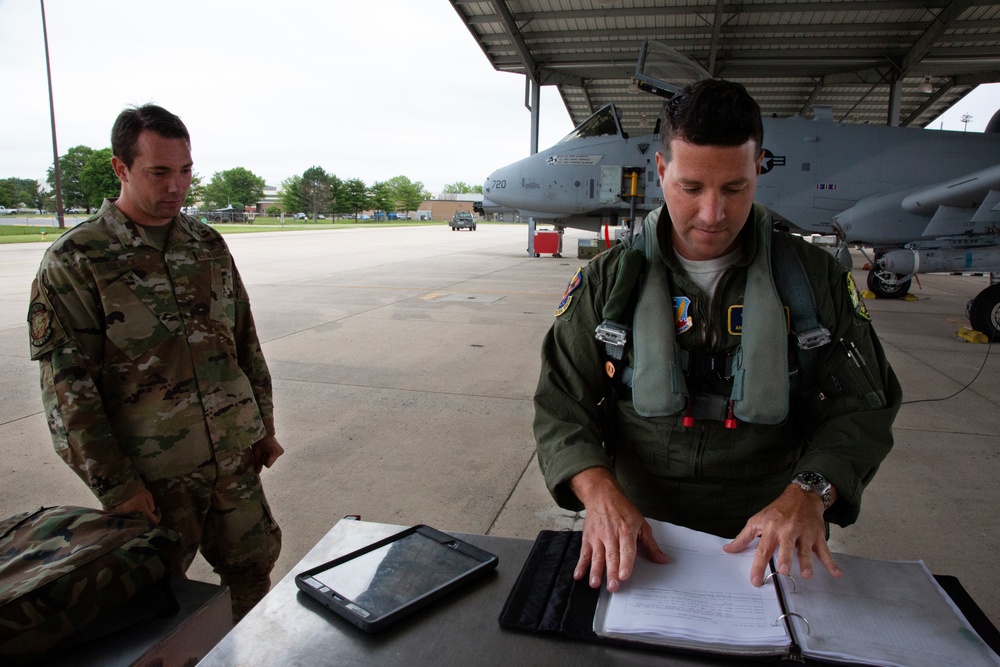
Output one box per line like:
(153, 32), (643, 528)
(99, 277), (175, 360)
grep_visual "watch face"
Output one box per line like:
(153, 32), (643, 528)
(797, 471), (826, 488)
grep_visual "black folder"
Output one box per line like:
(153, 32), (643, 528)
(498, 530), (1000, 662)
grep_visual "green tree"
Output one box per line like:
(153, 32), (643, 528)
(385, 175), (425, 213)
(202, 167), (265, 210)
(340, 178), (370, 218)
(278, 175), (303, 213)
(300, 166), (341, 219)
(186, 172), (204, 208)
(78, 148), (119, 211)
(442, 181), (481, 195)
(0, 177), (41, 208)
(369, 181), (395, 219)
(47, 145), (94, 210)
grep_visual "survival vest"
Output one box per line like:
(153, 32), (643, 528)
(596, 207), (831, 432)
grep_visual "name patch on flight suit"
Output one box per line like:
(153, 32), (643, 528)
(555, 267), (584, 317)
(674, 296), (693, 334)
(847, 273), (871, 321)
(727, 305), (792, 335)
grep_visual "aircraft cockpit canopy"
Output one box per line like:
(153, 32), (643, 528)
(557, 104), (623, 144)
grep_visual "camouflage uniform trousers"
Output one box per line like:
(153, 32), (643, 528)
(144, 446), (281, 622)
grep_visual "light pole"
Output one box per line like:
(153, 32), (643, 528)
(961, 113), (973, 132)
(41, 0), (65, 229)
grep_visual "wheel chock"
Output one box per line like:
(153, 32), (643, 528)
(956, 327), (989, 344)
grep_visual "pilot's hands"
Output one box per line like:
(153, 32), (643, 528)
(570, 467), (671, 591)
(723, 483), (842, 587)
(110, 487), (160, 525)
(251, 435), (285, 473)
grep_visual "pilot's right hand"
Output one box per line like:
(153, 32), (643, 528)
(569, 467), (671, 591)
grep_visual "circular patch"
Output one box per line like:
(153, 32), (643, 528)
(29, 302), (54, 347)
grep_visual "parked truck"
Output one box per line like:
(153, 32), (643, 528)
(0, 207), (17, 216)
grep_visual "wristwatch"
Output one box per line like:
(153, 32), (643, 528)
(792, 471), (833, 510)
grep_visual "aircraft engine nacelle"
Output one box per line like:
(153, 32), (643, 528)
(832, 190), (930, 246)
(879, 246), (1000, 276)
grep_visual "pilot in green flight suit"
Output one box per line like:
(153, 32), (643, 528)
(533, 79), (901, 593)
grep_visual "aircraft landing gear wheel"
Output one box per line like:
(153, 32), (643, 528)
(866, 269), (911, 299)
(533, 252), (540, 258)
(968, 283), (1000, 342)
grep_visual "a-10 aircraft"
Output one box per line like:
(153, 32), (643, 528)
(480, 43), (1000, 341)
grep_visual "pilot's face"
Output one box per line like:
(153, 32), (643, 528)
(656, 138), (762, 261)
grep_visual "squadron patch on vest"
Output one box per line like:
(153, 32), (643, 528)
(555, 268), (584, 317)
(846, 273), (871, 321)
(673, 296), (693, 334)
(28, 302), (54, 347)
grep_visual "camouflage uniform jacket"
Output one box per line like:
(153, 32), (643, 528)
(28, 199), (274, 508)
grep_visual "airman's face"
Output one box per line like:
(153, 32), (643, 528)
(112, 130), (192, 226)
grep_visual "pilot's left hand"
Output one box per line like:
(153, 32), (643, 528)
(723, 484), (842, 586)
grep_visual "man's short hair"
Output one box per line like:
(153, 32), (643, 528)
(658, 79), (764, 159)
(111, 104), (190, 168)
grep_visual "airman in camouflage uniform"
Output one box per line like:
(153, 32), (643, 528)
(27, 104), (281, 621)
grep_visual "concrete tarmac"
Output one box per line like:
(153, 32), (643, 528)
(0, 223), (996, 626)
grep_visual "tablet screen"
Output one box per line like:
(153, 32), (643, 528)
(308, 531), (482, 619)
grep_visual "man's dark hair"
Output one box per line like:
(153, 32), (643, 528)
(658, 79), (763, 159)
(111, 104), (190, 168)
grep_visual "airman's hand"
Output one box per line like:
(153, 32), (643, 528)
(570, 467), (670, 591)
(110, 487), (160, 525)
(252, 435), (285, 473)
(724, 484), (841, 586)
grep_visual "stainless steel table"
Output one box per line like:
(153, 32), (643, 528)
(197, 519), (720, 666)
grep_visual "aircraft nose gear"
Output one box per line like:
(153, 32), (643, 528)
(866, 266), (912, 299)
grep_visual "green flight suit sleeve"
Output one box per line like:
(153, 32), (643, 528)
(29, 257), (146, 508)
(791, 244), (902, 527)
(533, 256), (619, 510)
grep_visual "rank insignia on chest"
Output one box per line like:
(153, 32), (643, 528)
(555, 267), (584, 317)
(28, 302), (54, 347)
(673, 296), (693, 334)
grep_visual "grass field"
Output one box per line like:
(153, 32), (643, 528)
(0, 218), (449, 244)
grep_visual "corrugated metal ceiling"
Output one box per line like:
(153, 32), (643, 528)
(449, 0), (1000, 137)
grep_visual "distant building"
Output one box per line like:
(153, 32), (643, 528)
(419, 192), (482, 221)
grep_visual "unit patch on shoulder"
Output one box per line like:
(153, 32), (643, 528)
(673, 296), (693, 334)
(555, 267), (584, 317)
(847, 273), (871, 321)
(28, 302), (54, 347)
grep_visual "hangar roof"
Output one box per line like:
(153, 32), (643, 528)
(448, 1), (1000, 137)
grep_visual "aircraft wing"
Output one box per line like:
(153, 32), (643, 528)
(902, 163), (1000, 236)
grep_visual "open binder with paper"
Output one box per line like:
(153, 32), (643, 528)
(499, 520), (1000, 666)
(592, 520), (1000, 666)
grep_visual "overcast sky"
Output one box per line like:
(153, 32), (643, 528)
(2, 0), (998, 194)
